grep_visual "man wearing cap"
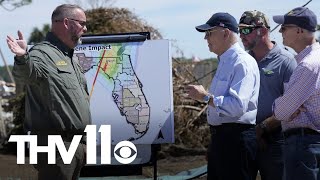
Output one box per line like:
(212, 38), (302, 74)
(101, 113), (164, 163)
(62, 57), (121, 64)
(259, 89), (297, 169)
(238, 10), (296, 180)
(271, 7), (320, 180)
(185, 12), (260, 180)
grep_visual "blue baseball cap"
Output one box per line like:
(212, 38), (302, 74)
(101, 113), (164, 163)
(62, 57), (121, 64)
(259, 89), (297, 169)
(195, 12), (239, 33)
(273, 7), (317, 32)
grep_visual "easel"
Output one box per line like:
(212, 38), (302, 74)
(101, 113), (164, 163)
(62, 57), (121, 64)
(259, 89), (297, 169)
(80, 144), (161, 179)
(79, 32), (163, 179)
(151, 144), (161, 180)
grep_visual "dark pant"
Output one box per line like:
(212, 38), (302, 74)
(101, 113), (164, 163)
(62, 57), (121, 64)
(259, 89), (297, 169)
(207, 124), (257, 180)
(33, 133), (86, 180)
(283, 129), (320, 180)
(254, 139), (284, 180)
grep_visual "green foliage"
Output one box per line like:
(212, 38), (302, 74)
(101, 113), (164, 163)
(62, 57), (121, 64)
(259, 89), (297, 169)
(28, 24), (50, 44)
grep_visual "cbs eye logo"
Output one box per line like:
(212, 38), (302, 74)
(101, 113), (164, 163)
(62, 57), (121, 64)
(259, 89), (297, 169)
(114, 141), (137, 164)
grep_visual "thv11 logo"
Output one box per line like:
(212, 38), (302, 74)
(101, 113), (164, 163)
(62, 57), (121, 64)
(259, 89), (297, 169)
(8, 125), (137, 165)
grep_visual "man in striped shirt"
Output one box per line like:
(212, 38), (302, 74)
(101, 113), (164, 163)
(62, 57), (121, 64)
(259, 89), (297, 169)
(271, 7), (320, 180)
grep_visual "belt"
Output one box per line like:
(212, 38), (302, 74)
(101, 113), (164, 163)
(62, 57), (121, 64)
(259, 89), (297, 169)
(283, 128), (320, 138)
(210, 123), (254, 134)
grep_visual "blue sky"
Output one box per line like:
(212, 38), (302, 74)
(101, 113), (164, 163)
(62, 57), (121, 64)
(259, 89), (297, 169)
(1, 0), (319, 65)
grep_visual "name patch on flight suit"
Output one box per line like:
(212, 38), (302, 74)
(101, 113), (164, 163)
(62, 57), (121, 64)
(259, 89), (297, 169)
(56, 60), (68, 66)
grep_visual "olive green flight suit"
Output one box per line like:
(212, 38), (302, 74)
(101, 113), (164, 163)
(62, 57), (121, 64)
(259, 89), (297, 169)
(13, 32), (91, 180)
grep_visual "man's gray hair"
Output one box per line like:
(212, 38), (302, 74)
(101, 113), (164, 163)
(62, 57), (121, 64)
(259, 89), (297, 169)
(231, 32), (239, 42)
(51, 4), (84, 22)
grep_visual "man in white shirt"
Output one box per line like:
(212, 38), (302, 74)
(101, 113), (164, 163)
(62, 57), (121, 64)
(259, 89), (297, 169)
(186, 12), (260, 180)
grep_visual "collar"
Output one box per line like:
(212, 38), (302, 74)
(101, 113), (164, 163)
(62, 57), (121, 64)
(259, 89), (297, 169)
(249, 41), (280, 62)
(260, 41), (281, 62)
(45, 32), (74, 58)
(295, 42), (320, 64)
(219, 42), (242, 63)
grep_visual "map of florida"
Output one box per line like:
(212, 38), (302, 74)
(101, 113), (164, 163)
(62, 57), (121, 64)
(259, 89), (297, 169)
(75, 50), (150, 138)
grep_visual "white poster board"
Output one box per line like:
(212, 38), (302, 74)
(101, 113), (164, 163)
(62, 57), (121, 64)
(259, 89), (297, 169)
(74, 39), (174, 145)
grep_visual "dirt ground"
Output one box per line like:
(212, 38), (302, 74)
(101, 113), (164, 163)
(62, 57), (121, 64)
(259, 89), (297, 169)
(144, 155), (208, 179)
(0, 153), (38, 179)
(0, 153), (262, 180)
(0, 153), (207, 180)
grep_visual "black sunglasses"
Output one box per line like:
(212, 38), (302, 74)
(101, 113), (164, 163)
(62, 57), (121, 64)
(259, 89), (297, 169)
(239, 27), (260, 35)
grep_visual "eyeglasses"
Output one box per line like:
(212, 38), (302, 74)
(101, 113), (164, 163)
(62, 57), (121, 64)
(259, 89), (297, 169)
(67, 18), (87, 27)
(239, 27), (260, 35)
(205, 29), (223, 38)
(280, 25), (298, 32)
(55, 18), (87, 27)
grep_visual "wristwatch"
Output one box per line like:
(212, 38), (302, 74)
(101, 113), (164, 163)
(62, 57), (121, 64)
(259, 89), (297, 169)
(203, 94), (212, 104)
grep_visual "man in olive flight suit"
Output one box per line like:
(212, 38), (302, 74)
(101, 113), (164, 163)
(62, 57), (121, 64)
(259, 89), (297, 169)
(6, 4), (91, 180)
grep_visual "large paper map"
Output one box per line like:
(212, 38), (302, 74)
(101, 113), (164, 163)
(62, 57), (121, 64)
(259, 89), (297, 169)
(73, 39), (174, 144)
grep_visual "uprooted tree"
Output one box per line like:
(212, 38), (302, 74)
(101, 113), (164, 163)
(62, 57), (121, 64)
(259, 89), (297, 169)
(85, 8), (162, 39)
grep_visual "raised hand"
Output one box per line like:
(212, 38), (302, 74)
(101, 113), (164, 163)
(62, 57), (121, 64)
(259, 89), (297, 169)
(6, 30), (28, 57)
